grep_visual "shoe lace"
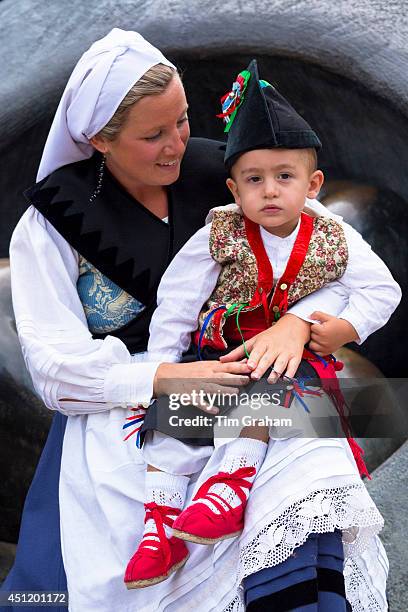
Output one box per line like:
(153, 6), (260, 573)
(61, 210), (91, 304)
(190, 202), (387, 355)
(192, 466), (256, 516)
(141, 502), (182, 570)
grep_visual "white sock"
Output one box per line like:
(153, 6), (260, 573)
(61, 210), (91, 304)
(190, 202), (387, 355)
(142, 471), (189, 549)
(193, 438), (268, 515)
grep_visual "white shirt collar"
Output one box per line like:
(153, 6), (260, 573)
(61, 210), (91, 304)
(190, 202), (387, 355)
(259, 217), (301, 249)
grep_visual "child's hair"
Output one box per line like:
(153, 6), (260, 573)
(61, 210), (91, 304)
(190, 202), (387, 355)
(303, 148), (318, 173)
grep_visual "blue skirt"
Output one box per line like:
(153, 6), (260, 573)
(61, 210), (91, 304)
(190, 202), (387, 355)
(244, 530), (350, 611)
(2, 415), (350, 611)
(0, 413), (68, 612)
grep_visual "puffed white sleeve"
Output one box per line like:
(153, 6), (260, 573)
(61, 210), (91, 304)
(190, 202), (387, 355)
(287, 199), (401, 343)
(10, 206), (161, 415)
(147, 223), (221, 361)
(332, 221), (401, 343)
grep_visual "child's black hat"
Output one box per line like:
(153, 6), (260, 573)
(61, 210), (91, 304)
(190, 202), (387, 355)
(219, 59), (322, 169)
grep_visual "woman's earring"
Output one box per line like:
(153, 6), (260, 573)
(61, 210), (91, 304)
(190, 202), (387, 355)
(89, 155), (106, 203)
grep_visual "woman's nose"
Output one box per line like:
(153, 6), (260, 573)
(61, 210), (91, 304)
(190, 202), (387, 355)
(163, 128), (186, 156)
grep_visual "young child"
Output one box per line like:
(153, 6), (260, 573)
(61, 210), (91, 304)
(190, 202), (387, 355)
(124, 60), (400, 609)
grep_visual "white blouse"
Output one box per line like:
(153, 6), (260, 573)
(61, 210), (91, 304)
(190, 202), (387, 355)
(9, 199), (401, 414)
(10, 207), (160, 414)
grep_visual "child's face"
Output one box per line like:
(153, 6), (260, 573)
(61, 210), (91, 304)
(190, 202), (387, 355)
(226, 148), (324, 237)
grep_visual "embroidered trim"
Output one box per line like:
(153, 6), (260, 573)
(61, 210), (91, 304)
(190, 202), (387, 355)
(223, 593), (245, 612)
(77, 255), (145, 334)
(199, 209), (348, 349)
(221, 484), (385, 612)
(344, 556), (384, 612)
(244, 215), (273, 302)
(270, 212), (314, 315)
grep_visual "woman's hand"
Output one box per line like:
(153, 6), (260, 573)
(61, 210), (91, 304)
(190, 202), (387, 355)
(309, 311), (359, 355)
(153, 360), (251, 414)
(219, 313), (311, 382)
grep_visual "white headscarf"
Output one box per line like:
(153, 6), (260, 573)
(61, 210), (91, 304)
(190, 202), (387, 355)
(37, 28), (176, 181)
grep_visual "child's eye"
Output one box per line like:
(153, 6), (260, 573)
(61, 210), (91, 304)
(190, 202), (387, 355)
(278, 173), (292, 180)
(248, 176), (262, 183)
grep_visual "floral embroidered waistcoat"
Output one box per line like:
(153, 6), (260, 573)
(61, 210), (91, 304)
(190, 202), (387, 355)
(197, 209), (348, 350)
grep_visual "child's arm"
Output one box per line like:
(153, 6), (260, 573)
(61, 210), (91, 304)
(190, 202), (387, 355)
(296, 220), (402, 351)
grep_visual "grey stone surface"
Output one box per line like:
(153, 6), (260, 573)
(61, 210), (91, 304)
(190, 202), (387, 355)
(1, 0), (408, 146)
(367, 441), (408, 612)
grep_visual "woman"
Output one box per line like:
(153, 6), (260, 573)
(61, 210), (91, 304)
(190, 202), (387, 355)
(2, 29), (388, 611)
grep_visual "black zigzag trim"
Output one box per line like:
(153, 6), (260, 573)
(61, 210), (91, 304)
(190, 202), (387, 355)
(27, 158), (168, 307)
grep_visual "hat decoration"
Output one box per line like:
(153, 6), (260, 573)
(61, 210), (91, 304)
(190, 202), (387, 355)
(216, 69), (250, 132)
(218, 60), (322, 169)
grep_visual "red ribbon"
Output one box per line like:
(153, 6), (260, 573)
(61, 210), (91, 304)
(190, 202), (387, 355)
(193, 467), (256, 516)
(141, 502), (182, 571)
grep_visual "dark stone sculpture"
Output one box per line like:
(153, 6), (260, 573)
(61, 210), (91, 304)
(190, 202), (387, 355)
(1, 1), (407, 606)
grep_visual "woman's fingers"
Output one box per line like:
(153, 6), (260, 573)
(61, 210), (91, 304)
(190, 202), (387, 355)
(191, 382), (240, 414)
(171, 381), (241, 415)
(216, 361), (252, 375)
(217, 374), (250, 386)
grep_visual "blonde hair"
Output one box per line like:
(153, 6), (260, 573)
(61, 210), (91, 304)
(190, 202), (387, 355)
(303, 148), (318, 173)
(97, 63), (176, 141)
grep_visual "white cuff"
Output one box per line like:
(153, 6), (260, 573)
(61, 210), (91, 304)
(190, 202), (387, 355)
(146, 352), (181, 363)
(103, 361), (161, 406)
(286, 301), (316, 323)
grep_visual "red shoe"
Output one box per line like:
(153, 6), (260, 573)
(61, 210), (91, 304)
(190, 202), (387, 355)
(172, 466), (256, 545)
(124, 502), (189, 589)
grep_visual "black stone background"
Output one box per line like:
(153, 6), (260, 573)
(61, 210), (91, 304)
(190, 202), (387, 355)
(1, 55), (406, 380)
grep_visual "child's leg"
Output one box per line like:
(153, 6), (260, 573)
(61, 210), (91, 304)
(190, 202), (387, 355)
(124, 467), (190, 589)
(172, 425), (268, 544)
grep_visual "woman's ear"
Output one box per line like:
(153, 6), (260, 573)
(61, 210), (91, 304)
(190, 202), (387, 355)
(226, 177), (241, 205)
(89, 134), (109, 155)
(307, 170), (324, 199)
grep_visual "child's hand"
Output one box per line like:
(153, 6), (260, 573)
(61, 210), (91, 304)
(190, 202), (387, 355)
(309, 311), (359, 355)
(219, 313), (310, 382)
